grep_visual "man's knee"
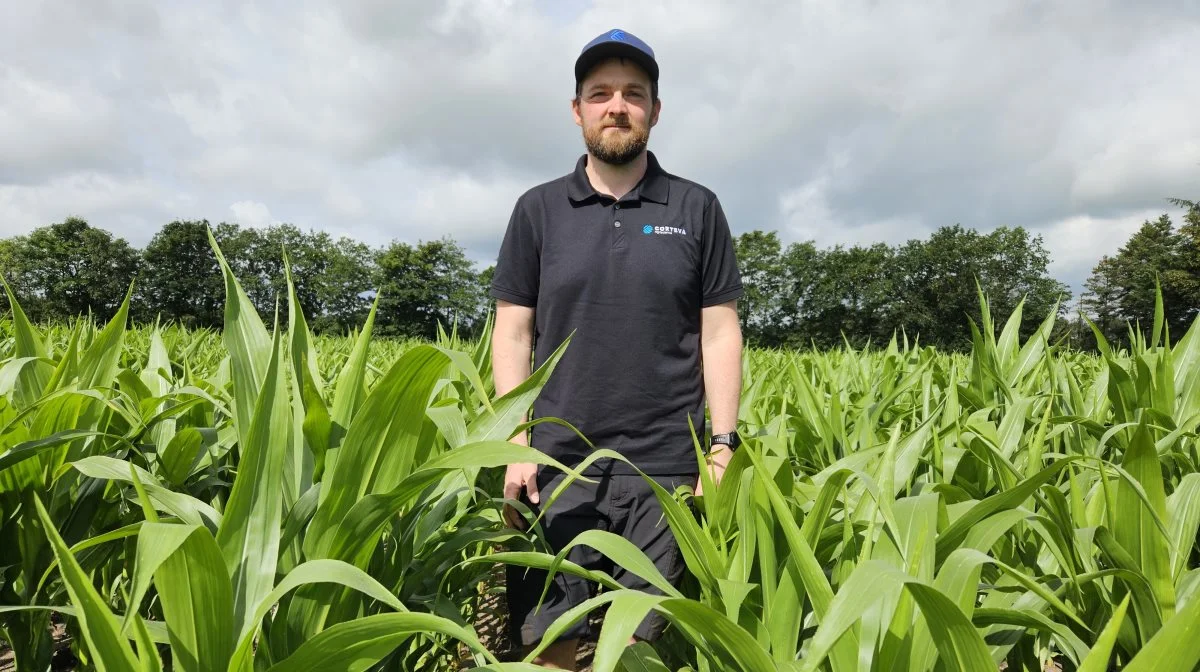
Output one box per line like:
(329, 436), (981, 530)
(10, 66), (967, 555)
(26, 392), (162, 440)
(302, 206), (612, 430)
(524, 637), (579, 670)
(632, 608), (672, 643)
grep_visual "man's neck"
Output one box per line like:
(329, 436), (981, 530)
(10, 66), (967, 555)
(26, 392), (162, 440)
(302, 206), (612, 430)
(585, 151), (648, 201)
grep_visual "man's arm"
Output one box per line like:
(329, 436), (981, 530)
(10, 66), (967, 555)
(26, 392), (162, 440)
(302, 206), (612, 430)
(492, 300), (541, 526)
(701, 300), (742, 469)
(492, 299), (535, 413)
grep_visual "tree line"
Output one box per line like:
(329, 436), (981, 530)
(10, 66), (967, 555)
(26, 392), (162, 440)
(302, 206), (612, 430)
(1082, 199), (1200, 348)
(0, 218), (487, 340)
(736, 200), (1198, 351)
(1, 201), (1196, 351)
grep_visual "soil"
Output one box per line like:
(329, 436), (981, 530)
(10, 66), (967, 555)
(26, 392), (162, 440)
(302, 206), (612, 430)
(0, 608), (1068, 672)
(456, 563), (600, 671)
(0, 565), (601, 672)
(0, 616), (78, 671)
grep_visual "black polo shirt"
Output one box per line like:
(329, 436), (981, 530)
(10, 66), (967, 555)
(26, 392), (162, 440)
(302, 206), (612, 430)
(490, 151), (743, 476)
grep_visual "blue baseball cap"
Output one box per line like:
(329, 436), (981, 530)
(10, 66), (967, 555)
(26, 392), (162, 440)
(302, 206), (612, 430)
(575, 29), (658, 86)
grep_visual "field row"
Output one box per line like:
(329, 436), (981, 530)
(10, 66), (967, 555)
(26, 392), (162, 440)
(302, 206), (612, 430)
(1, 234), (1198, 670)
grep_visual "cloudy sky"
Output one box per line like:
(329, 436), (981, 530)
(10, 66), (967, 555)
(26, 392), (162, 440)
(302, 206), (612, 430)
(2, 0), (1197, 297)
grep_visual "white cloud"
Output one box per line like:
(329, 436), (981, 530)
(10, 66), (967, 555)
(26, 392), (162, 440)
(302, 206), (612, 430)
(0, 0), (1197, 295)
(324, 181), (367, 220)
(0, 65), (130, 184)
(0, 172), (192, 245)
(1042, 208), (1167, 294)
(229, 201), (275, 229)
(779, 175), (840, 244)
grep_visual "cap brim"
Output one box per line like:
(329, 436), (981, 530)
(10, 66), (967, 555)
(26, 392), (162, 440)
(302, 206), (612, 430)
(575, 42), (659, 84)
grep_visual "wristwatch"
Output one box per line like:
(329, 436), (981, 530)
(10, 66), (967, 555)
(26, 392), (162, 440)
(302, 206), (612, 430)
(707, 430), (741, 455)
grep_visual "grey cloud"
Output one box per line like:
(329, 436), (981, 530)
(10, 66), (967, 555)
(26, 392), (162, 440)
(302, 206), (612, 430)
(1, 0), (1197, 298)
(604, 0), (1200, 296)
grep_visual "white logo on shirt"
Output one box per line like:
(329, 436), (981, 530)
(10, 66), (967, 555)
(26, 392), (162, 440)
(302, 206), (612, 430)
(643, 225), (686, 236)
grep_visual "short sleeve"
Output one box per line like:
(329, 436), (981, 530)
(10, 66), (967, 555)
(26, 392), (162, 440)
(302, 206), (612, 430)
(700, 196), (743, 307)
(490, 198), (540, 307)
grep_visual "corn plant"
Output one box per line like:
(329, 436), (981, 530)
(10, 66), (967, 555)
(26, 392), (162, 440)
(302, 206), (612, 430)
(0, 231), (590, 670)
(2, 241), (1199, 671)
(487, 286), (1200, 672)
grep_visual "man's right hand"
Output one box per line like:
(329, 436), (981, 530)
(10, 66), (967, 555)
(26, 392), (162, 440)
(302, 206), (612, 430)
(492, 300), (537, 531)
(503, 461), (540, 530)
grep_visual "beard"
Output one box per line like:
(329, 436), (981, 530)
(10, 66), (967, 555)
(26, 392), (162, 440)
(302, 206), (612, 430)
(583, 116), (650, 165)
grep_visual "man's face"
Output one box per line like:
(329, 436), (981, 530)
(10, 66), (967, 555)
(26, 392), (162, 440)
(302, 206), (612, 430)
(573, 57), (660, 166)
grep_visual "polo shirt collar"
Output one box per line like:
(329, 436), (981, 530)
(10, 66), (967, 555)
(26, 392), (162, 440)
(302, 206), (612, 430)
(567, 150), (670, 205)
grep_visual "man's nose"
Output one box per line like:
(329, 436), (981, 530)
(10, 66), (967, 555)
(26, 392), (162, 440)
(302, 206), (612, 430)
(608, 91), (630, 113)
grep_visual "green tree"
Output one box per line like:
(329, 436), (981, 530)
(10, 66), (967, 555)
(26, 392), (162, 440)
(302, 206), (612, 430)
(1169, 199), (1200, 332)
(1081, 255), (1125, 348)
(774, 240), (823, 347)
(472, 264), (497, 336)
(891, 225), (1070, 350)
(1082, 209), (1198, 346)
(1116, 215), (1179, 329)
(0, 237), (35, 315)
(224, 223), (370, 331)
(310, 236), (376, 334)
(2, 217), (140, 323)
(135, 220), (244, 328)
(230, 225), (291, 320)
(801, 242), (897, 349)
(374, 237), (486, 339)
(734, 231), (790, 347)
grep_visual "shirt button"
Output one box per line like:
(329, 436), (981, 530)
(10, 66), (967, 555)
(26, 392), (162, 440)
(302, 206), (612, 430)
(615, 203), (621, 209)
(614, 221), (622, 227)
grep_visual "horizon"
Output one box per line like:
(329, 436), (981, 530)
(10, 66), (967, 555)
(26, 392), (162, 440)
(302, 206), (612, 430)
(2, 1), (1198, 300)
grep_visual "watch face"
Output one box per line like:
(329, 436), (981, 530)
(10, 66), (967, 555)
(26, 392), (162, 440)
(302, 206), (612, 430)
(712, 432), (738, 447)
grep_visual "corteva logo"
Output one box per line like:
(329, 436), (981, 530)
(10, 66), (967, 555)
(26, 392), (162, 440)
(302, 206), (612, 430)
(642, 224), (686, 236)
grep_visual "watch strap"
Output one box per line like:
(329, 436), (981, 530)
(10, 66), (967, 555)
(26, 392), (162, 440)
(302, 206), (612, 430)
(706, 431), (740, 454)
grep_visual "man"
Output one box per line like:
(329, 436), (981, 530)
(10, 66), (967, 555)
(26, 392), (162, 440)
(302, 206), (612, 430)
(489, 28), (744, 669)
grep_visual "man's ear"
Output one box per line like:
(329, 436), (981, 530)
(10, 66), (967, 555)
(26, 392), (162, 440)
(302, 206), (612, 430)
(571, 96), (583, 127)
(650, 98), (662, 127)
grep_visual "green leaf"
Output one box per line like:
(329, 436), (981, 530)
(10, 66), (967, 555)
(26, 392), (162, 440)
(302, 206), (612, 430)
(465, 333), (572, 443)
(207, 225), (271, 458)
(1168, 473), (1200, 582)
(542, 529), (684, 604)
(937, 457), (1080, 564)
(0, 275), (50, 407)
(741, 444), (858, 671)
(799, 560), (994, 672)
(1077, 595), (1129, 672)
(0, 429), (124, 473)
(133, 523), (234, 672)
(264, 613), (496, 672)
(591, 592), (668, 672)
(325, 293), (379, 475)
(1115, 419), (1175, 622)
(32, 495), (142, 669)
(617, 641), (672, 672)
(67, 456), (222, 529)
(653, 597), (779, 671)
(1123, 585), (1200, 672)
(77, 281), (133, 391)
(306, 345), (452, 558)
(214, 309), (290, 636)
(229, 559), (409, 671)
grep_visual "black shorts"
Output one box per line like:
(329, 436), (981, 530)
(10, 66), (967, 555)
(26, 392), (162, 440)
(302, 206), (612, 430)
(505, 466), (696, 648)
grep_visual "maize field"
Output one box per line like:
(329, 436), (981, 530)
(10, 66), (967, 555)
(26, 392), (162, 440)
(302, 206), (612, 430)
(1, 231), (1199, 671)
